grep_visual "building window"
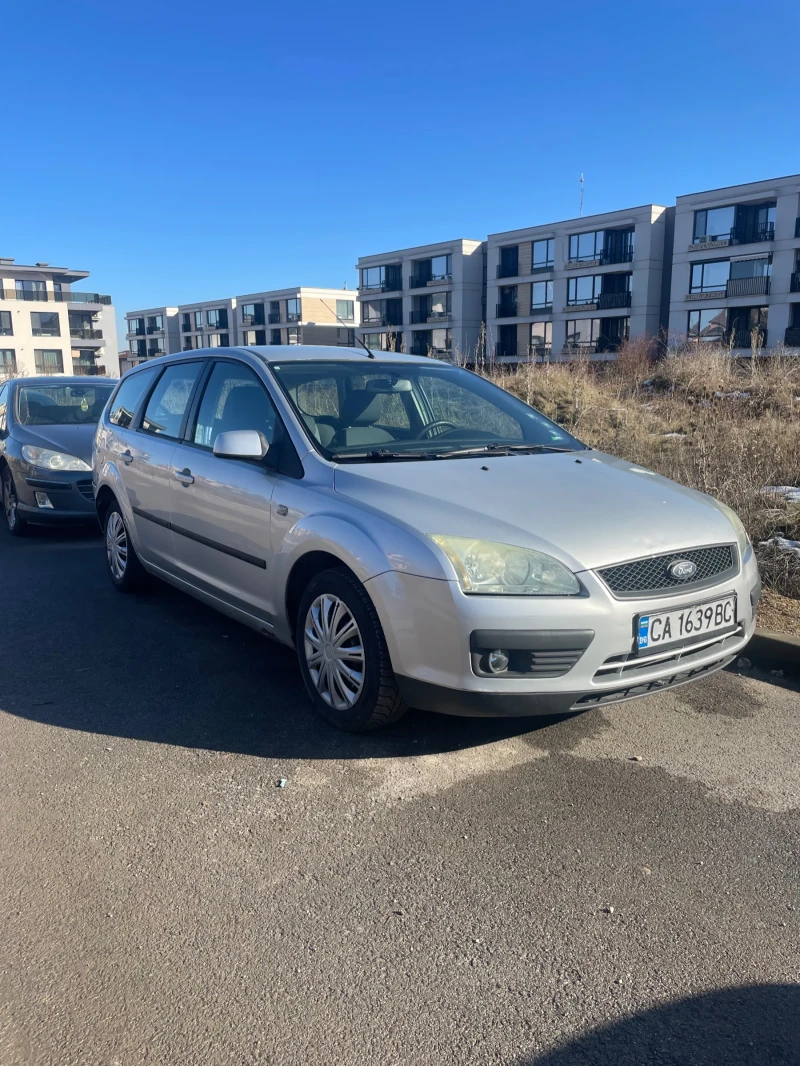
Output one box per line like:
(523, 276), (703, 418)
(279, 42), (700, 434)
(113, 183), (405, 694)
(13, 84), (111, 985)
(31, 311), (61, 337)
(497, 324), (517, 358)
(498, 246), (519, 279)
(362, 332), (386, 350)
(730, 257), (771, 280)
(565, 318), (601, 348)
(530, 322), (552, 356)
(287, 327), (300, 344)
(0, 350), (16, 374)
(193, 310), (203, 330)
(287, 298), (301, 322)
(567, 275), (602, 306)
(689, 260), (729, 293)
(73, 349), (99, 376)
(34, 349), (64, 373)
(687, 308), (726, 342)
(531, 280), (553, 312)
(0, 311), (12, 336)
(532, 239), (554, 271)
(242, 329), (267, 345)
(497, 286), (517, 317)
(430, 327), (451, 354)
(360, 265), (402, 292)
(270, 329), (282, 345)
(128, 317), (145, 335)
(337, 328), (355, 346)
(430, 254), (452, 281)
(146, 314), (164, 333)
(130, 339), (147, 357)
(693, 206), (735, 243)
(207, 333), (230, 347)
(241, 302), (265, 326)
(16, 279), (47, 300)
(206, 308), (228, 329)
(181, 313), (192, 332)
(568, 231), (604, 262)
(336, 299), (355, 321)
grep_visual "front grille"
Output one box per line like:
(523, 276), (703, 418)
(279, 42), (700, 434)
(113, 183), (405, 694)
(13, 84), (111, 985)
(572, 653), (735, 709)
(76, 479), (95, 501)
(597, 545), (736, 598)
(593, 625), (745, 682)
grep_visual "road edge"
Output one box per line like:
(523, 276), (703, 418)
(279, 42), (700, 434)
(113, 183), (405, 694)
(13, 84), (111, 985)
(744, 629), (800, 679)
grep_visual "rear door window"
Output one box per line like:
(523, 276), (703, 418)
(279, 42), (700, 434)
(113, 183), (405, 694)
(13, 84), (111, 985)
(141, 362), (203, 439)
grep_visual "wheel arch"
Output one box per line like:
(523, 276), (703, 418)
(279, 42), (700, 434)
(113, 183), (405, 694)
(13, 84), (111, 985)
(285, 550), (360, 640)
(95, 483), (117, 526)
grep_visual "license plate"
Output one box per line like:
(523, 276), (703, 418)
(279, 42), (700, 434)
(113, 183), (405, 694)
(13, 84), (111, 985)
(636, 594), (737, 653)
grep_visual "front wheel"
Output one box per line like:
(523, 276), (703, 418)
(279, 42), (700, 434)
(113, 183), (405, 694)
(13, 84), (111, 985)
(2, 468), (28, 537)
(296, 567), (407, 732)
(104, 501), (146, 592)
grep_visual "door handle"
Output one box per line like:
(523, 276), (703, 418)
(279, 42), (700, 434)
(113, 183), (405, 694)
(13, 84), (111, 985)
(174, 468), (194, 486)
(120, 449), (134, 465)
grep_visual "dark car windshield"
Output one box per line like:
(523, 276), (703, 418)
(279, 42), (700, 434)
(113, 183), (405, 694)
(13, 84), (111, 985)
(268, 360), (585, 461)
(16, 384), (115, 427)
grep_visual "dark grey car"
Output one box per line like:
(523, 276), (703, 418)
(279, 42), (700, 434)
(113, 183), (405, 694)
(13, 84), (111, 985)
(0, 376), (116, 535)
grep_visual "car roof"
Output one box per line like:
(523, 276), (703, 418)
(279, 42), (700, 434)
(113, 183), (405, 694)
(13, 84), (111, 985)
(135, 345), (434, 368)
(7, 376), (118, 387)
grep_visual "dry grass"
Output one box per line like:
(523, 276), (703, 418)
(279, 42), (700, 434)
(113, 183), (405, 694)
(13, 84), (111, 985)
(489, 342), (800, 599)
(757, 588), (800, 639)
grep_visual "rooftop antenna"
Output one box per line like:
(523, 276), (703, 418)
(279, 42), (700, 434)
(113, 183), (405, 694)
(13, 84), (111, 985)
(579, 173), (585, 218)
(320, 300), (375, 358)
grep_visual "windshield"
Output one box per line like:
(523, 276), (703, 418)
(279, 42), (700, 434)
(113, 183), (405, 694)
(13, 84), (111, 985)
(269, 360), (585, 461)
(16, 384), (115, 427)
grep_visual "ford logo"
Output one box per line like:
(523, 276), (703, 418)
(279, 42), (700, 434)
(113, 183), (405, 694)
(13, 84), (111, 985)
(668, 559), (697, 580)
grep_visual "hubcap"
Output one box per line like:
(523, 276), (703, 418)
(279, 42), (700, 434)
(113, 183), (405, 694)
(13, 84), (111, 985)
(3, 475), (16, 530)
(106, 511), (128, 581)
(303, 594), (365, 710)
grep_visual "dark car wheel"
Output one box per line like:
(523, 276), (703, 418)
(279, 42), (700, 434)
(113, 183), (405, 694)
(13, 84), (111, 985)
(296, 567), (407, 732)
(2, 468), (28, 537)
(104, 500), (146, 592)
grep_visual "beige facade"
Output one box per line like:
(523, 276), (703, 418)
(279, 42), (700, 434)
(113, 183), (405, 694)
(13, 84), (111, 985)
(0, 257), (119, 379)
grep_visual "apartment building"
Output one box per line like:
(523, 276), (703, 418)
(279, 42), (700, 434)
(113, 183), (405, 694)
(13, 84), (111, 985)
(0, 258), (119, 379)
(668, 173), (800, 351)
(355, 239), (484, 359)
(486, 206), (672, 362)
(125, 287), (357, 359)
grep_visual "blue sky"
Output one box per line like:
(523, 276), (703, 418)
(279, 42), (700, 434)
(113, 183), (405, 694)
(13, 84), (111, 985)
(4, 0), (798, 343)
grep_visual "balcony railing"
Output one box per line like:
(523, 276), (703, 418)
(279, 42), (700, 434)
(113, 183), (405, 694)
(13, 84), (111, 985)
(70, 328), (103, 340)
(7, 288), (49, 301)
(241, 315), (265, 327)
(496, 264), (519, 279)
(359, 279), (402, 294)
(725, 276), (770, 298)
(128, 325), (146, 336)
(600, 249), (634, 266)
(362, 316), (403, 328)
(409, 344), (451, 357)
(148, 346), (165, 357)
(790, 273), (800, 293)
(731, 222), (775, 245)
(597, 291), (632, 309)
(531, 262), (554, 273)
(726, 328), (768, 349)
(494, 342), (518, 359)
(408, 273), (452, 289)
(409, 310), (451, 323)
(496, 303), (517, 318)
(56, 291), (112, 304)
(286, 312), (301, 322)
(530, 304), (553, 316)
(268, 311), (281, 323)
(146, 325), (164, 334)
(785, 327), (800, 347)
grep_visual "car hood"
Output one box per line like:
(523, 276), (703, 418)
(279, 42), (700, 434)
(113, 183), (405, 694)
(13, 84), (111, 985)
(333, 451), (738, 572)
(14, 423), (96, 465)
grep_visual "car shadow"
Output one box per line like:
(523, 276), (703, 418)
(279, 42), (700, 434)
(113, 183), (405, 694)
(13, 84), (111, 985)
(515, 983), (800, 1066)
(0, 526), (576, 761)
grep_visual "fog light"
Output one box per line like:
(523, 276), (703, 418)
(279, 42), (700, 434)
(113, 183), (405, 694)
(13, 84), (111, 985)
(488, 649), (509, 674)
(34, 492), (53, 509)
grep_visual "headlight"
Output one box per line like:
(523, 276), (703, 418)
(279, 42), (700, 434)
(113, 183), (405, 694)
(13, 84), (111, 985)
(715, 500), (751, 560)
(21, 446), (91, 472)
(428, 535), (580, 595)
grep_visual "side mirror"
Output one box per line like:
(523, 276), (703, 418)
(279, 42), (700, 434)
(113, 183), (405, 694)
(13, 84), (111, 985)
(213, 430), (269, 460)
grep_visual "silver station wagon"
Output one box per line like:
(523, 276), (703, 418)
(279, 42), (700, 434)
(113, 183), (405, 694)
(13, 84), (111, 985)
(94, 346), (760, 732)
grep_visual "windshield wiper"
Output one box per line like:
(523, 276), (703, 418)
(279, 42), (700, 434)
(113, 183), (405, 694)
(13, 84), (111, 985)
(429, 443), (583, 459)
(330, 448), (439, 462)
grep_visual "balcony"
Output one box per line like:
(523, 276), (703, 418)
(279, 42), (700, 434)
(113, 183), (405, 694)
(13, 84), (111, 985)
(495, 303), (517, 318)
(9, 288), (49, 301)
(70, 328), (103, 340)
(409, 343), (450, 357)
(725, 328), (768, 349)
(597, 291), (632, 309)
(731, 222), (774, 245)
(785, 327), (800, 347)
(409, 310), (451, 323)
(286, 312), (301, 323)
(599, 249), (634, 266)
(359, 279), (402, 294)
(564, 300), (597, 311)
(530, 304), (553, 316)
(496, 264), (518, 279)
(725, 276), (770, 298)
(409, 273), (452, 289)
(128, 325), (146, 336)
(791, 273), (800, 293)
(55, 291), (112, 305)
(362, 316), (403, 328)
(268, 311), (281, 323)
(148, 346), (165, 357)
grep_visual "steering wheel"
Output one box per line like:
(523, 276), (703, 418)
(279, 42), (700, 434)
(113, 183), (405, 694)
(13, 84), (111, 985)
(417, 420), (459, 439)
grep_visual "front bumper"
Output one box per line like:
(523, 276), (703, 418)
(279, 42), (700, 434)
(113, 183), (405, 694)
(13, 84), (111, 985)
(366, 555), (760, 717)
(15, 470), (97, 523)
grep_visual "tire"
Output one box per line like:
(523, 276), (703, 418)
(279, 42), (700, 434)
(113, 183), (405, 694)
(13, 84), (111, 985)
(296, 567), (407, 732)
(104, 500), (146, 592)
(2, 468), (28, 537)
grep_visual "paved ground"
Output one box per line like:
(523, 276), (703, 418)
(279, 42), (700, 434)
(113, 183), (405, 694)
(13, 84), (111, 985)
(1, 525), (798, 1066)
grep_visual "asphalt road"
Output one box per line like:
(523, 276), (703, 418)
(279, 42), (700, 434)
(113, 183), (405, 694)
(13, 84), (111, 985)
(1, 525), (798, 1066)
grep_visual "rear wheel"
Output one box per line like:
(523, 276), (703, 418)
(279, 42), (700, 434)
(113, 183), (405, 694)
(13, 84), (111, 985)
(104, 501), (145, 592)
(2, 468), (28, 537)
(296, 567), (407, 732)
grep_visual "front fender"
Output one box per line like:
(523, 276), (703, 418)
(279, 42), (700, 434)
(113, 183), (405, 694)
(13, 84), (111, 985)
(96, 461), (146, 554)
